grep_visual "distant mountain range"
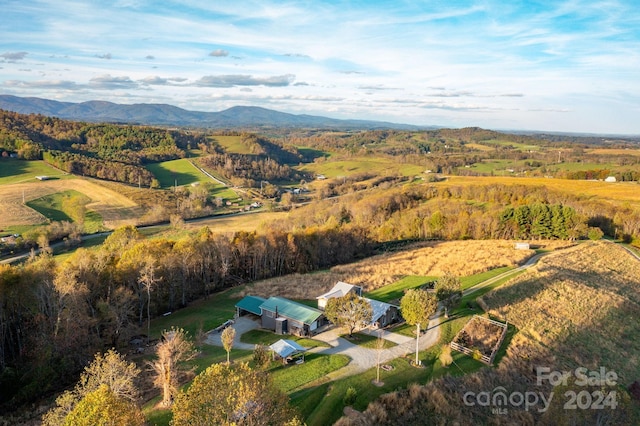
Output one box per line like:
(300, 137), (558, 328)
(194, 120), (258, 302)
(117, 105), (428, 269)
(0, 94), (423, 130)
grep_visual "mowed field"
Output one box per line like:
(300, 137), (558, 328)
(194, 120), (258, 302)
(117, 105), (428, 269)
(0, 177), (143, 229)
(443, 175), (640, 207)
(0, 159), (69, 185)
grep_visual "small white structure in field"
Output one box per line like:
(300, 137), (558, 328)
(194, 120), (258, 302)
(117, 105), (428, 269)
(35, 176), (50, 181)
(605, 176), (617, 182)
(515, 242), (530, 250)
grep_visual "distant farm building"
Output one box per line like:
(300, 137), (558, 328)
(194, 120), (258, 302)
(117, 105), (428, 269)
(515, 242), (530, 250)
(35, 176), (50, 181)
(605, 176), (617, 182)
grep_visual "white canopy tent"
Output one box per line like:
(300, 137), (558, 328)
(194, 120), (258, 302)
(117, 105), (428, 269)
(269, 339), (307, 364)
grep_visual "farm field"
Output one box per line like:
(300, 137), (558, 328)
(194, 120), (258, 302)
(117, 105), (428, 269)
(443, 175), (640, 207)
(587, 148), (640, 156)
(297, 156), (425, 179)
(0, 159), (69, 185)
(26, 189), (104, 233)
(145, 158), (213, 188)
(0, 177), (142, 229)
(331, 241), (640, 424)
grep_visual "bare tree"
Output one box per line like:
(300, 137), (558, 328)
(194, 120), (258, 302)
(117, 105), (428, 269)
(149, 327), (198, 407)
(221, 326), (236, 364)
(138, 257), (159, 342)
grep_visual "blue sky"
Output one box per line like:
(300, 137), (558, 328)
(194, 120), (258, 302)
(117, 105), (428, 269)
(1, 0), (639, 134)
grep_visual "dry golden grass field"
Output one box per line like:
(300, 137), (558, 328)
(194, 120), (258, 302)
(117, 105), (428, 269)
(587, 148), (640, 156)
(238, 240), (573, 300)
(480, 240), (640, 385)
(0, 177), (143, 229)
(444, 176), (640, 207)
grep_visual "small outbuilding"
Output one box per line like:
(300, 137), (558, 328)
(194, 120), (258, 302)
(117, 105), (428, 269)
(269, 339), (307, 364)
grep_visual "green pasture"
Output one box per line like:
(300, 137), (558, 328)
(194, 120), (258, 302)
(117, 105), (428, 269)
(210, 135), (254, 155)
(146, 159), (211, 188)
(0, 159), (68, 185)
(297, 157), (424, 179)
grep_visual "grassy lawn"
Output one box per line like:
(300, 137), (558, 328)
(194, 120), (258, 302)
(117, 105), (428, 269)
(271, 353), (350, 393)
(26, 189), (105, 232)
(459, 266), (513, 290)
(364, 275), (437, 303)
(146, 159), (212, 188)
(294, 347), (485, 426)
(148, 288), (242, 339)
(240, 329), (330, 349)
(0, 159), (68, 185)
(341, 332), (397, 349)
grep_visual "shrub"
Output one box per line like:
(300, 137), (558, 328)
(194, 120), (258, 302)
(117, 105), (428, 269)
(343, 386), (358, 406)
(253, 344), (270, 369)
(587, 227), (604, 240)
